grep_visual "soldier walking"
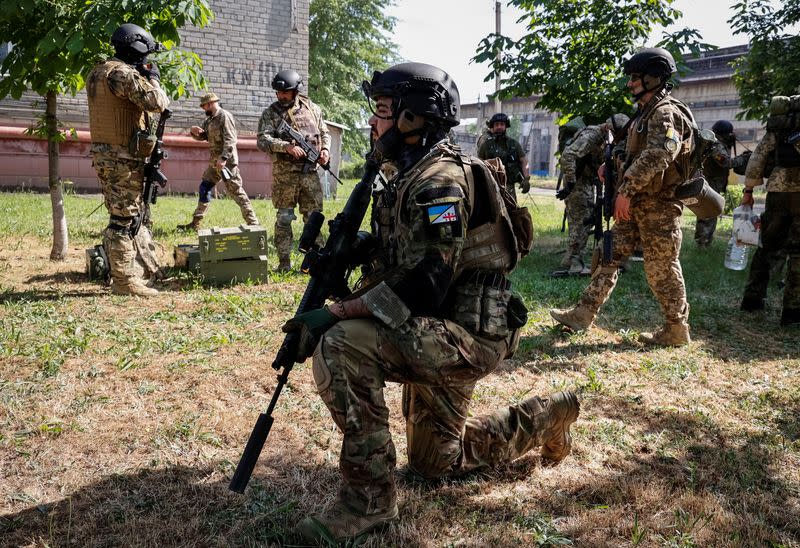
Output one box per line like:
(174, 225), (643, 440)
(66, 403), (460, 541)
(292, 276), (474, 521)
(478, 112), (531, 198)
(695, 120), (734, 247)
(177, 92), (259, 230)
(550, 48), (695, 346)
(257, 69), (330, 272)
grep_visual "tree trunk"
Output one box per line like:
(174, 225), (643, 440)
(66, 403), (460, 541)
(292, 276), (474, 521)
(46, 90), (68, 261)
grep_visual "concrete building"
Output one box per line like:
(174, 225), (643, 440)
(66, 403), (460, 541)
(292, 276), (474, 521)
(458, 44), (759, 178)
(0, 0), (344, 195)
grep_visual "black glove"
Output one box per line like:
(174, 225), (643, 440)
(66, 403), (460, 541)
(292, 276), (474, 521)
(138, 60), (160, 82)
(555, 184), (573, 201)
(281, 307), (339, 361)
(520, 175), (531, 194)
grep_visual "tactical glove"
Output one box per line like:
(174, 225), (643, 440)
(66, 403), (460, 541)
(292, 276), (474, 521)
(281, 306), (338, 360)
(138, 60), (160, 82)
(555, 183), (574, 201)
(520, 176), (531, 194)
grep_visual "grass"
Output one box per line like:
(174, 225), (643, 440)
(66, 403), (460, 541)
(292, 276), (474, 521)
(0, 184), (798, 547)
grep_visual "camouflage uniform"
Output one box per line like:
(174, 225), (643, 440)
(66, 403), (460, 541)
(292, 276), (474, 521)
(741, 130), (800, 321)
(560, 126), (604, 263)
(87, 58), (168, 294)
(311, 143), (575, 519)
(257, 95), (330, 266)
(190, 107), (258, 225)
(559, 89), (693, 336)
(477, 133), (526, 198)
(694, 140), (731, 246)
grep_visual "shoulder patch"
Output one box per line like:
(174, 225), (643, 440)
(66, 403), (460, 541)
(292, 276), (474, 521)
(427, 204), (460, 225)
(665, 127), (680, 152)
(415, 185), (464, 204)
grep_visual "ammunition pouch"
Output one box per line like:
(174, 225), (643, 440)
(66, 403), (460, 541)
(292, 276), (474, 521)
(674, 176), (725, 220)
(128, 129), (157, 158)
(448, 271), (524, 340)
(776, 132), (800, 168)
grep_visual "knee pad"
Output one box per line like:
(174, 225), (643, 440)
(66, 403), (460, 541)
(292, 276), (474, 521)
(199, 180), (215, 203)
(276, 208), (296, 228)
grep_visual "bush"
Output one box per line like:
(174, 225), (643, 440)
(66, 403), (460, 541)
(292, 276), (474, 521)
(339, 160), (365, 179)
(724, 184), (743, 215)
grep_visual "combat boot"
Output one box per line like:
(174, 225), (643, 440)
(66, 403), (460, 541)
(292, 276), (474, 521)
(176, 216), (202, 231)
(296, 499), (399, 544)
(780, 308), (800, 326)
(549, 304), (595, 331)
(559, 248), (573, 268)
(638, 322), (691, 346)
(521, 391), (580, 463)
(111, 278), (159, 297)
(568, 255), (590, 275)
(276, 255), (292, 273)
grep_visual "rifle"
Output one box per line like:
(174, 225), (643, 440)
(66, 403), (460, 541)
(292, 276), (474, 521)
(601, 128), (615, 264)
(276, 118), (342, 185)
(229, 158), (380, 494)
(131, 108), (172, 236)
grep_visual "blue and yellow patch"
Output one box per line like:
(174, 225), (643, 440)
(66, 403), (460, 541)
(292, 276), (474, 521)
(664, 127), (680, 153)
(427, 204), (460, 224)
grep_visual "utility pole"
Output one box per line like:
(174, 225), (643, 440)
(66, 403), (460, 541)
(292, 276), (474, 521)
(494, 1), (502, 116)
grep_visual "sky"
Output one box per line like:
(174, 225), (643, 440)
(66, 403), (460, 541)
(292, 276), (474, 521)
(385, 0), (754, 105)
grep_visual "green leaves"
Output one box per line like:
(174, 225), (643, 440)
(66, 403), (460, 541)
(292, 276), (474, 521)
(473, 0), (712, 122)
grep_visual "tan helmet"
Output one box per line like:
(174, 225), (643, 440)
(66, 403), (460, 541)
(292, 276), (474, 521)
(606, 113), (630, 133)
(199, 92), (220, 106)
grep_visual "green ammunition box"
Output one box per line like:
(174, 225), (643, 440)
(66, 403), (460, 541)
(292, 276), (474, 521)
(199, 255), (269, 285)
(85, 245), (110, 281)
(173, 244), (201, 273)
(198, 225), (268, 262)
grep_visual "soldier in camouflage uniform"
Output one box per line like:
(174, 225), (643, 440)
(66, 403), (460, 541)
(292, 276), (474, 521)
(282, 62), (579, 544)
(87, 24), (169, 297)
(257, 69), (330, 271)
(177, 93), (258, 230)
(550, 48), (694, 346)
(477, 112), (531, 199)
(557, 114), (629, 273)
(740, 128), (800, 325)
(694, 120), (734, 246)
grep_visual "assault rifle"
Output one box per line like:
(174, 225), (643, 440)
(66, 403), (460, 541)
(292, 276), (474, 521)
(599, 128), (615, 264)
(229, 158), (380, 494)
(276, 118), (342, 184)
(131, 108), (172, 236)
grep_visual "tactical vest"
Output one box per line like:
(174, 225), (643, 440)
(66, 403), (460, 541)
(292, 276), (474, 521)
(625, 93), (694, 197)
(482, 135), (523, 183)
(87, 61), (145, 147)
(372, 144), (519, 278)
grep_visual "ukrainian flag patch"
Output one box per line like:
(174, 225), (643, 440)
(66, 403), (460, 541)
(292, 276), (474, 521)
(427, 204), (459, 224)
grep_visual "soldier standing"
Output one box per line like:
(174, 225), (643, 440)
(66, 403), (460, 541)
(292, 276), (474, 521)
(550, 48), (694, 346)
(557, 114), (629, 273)
(739, 127), (800, 325)
(477, 112), (531, 198)
(282, 62), (579, 544)
(177, 93), (258, 230)
(257, 69), (330, 272)
(87, 24), (168, 297)
(694, 120), (734, 247)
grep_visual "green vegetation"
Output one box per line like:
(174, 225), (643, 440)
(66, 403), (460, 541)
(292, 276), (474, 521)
(0, 187), (798, 546)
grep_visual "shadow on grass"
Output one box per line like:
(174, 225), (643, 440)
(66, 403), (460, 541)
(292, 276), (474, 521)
(26, 271), (89, 284)
(0, 288), (106, 304)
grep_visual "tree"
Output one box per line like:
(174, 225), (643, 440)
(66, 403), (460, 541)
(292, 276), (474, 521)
(0, 0), (211, 260)
(729, 0), (800, 121)
(473, 0), (712, 124)
(308, 0), (398, 158)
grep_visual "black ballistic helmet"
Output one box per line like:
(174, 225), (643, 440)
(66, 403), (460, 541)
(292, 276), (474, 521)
(363, 62), (460, 128)
(623, 47), (677, 78)
(272, 69), (303, 91)
(487, 112), (511, 128)
(711, 120), (734, 135)
(111, 23), (161, 63)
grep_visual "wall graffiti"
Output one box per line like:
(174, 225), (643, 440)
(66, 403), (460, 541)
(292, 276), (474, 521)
(225, 60), (285, 88)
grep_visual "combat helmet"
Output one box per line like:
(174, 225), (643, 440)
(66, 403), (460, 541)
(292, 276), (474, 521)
(606, 113), (631, 137)
(272, 69), (303, 91)
(711, 120), (734, 135)
(623, 47), (676, 98)
(487, 112), (511, 128)
(111, 23), (161, 64)
(363, 62), (460, 128)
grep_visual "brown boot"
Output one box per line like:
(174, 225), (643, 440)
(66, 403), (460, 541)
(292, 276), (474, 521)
(559, 248), (573, 268)
(111, 278), (159, 297)
(639, 322), (691, 346)
(296, 500), (399, 544)
(534, 391), (580, 463)
(276, 255), (292, 273)
(177, 216), (202, 231)
(550, 304), (595, 330)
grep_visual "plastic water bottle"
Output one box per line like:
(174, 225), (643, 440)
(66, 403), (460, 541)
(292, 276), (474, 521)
(724, 234), (750, 271)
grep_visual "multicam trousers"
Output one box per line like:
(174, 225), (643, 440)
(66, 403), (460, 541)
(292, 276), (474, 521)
(271, 170), (323, 260)
(579, 195), (689, 324)
(565, 180), (595, 256)
(312, 317), (542, 516)
(192, 163), (258, 225)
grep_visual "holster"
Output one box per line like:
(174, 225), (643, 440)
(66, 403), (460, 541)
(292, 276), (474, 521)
(128, 129), (156, 158)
